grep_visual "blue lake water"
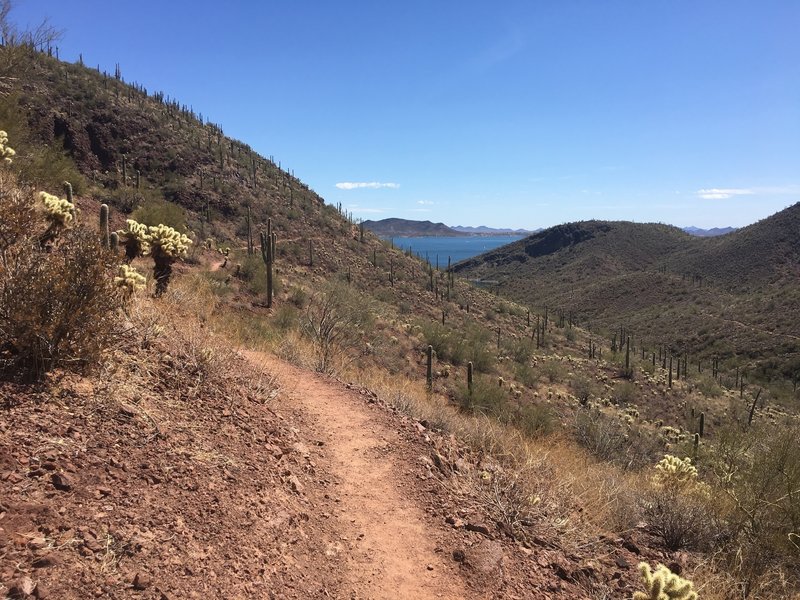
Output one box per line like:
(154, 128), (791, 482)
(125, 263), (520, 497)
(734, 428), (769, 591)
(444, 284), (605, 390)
(384, 235), (525, 266)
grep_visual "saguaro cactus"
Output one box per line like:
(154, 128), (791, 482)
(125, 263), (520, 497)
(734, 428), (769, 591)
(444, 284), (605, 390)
(260, 218), (274, 308)
(625, 335), (631, 373)
(100, 204), (110, 249)
(426, 345), (433, 390)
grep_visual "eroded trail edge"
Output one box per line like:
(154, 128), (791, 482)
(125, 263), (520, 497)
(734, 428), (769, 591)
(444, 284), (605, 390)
(247, 351), (472, 600)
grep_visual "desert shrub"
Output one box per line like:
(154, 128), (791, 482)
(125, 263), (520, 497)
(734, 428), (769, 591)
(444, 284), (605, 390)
(570, 375), (596, 405)
(574, 407), (662, 470)
(541, 358), (566, 383)
(24, 144), (86, 196)
(454, 374), (506, 413)
(420, 321), (450, 360)
(131, 198), (186, 231)
(612, 380), (638, 405)
(273, 304), (299, 331)
(512, 402), (556, 438)
(303, 281), (372, 373)
(642, 456), (714, 551)
(696, 373), (723, 398)
(508, 338), (533, 364)
(0, 222), (121, 379)
(287, 285), (308, 309)
(0, 170), (35, 256)
(515, 362), (539, 388)
(420, 321), (492, 371)
(708, 422), (800, 576)
(238, 254), (266, 294)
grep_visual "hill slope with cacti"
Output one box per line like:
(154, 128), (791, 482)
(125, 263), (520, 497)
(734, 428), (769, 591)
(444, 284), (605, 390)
(453, 209), (800, 384)
(2, 39), (800, 600)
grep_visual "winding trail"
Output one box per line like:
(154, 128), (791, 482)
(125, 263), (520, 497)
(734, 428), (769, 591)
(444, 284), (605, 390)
(244, 351), (473, 600)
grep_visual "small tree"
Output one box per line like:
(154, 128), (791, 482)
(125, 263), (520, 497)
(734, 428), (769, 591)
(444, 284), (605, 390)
(303, 282), (371, 373)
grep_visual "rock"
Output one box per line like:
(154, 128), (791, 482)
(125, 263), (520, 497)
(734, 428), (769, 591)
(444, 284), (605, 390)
(465, 522), (493, 538)
(288, 475), (304, 494)
(32, 582), (48, 599)
(132, 572), (151, 590)
(31, 554), (58, 569)
(50, 473), (73, 492)
(8, 576), (36, 597)
(453, 458), (472, 474)
(464, 541), (504, 576)
(621, 538), (640, 554)
(445, 515), (465, 529)
(27, 537), (48, 550)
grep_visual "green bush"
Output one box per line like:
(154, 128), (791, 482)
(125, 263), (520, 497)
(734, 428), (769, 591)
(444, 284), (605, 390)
(131, 198), (186, 231)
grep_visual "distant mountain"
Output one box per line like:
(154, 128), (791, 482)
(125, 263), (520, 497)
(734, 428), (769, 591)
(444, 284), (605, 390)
(362, 218), (467, 237)
(451, 225), (538, 236)
(682, 226), (737, 237)
(453, 204), (800, 377)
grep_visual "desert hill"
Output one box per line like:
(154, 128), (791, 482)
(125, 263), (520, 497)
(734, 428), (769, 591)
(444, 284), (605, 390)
(362, 218), (467, 237)
(453, 207), (800, 380)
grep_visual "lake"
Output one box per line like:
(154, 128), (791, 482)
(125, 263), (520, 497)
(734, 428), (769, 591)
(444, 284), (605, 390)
(384, 235), (525, 266)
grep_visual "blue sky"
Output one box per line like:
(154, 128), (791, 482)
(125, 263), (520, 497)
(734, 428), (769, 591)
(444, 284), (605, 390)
(11, 1), (800, 229)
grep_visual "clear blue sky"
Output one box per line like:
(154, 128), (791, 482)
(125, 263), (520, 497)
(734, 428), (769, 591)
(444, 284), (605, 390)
(11, 1), (800, 229)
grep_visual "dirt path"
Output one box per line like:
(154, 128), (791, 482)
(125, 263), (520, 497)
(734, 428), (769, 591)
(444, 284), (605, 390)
(245, 351), (473, 600)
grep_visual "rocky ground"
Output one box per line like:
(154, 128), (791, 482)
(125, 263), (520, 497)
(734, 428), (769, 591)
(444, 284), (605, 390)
(1, 318), (673, 600)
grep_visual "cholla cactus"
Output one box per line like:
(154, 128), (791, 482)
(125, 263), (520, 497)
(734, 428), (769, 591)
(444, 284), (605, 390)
(149, 224), (191, 259)
(0, 130), (16, 164)
(148, 224), (192, 296)
(633, 562), (697, 600)
(114, 264), (146, 297)
(653, 455), (698, 489)
(39, 191), (74, 227)
(117, 219), (152, 261)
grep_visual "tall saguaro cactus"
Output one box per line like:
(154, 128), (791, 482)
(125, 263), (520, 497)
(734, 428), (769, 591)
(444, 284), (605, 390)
(260, 218), (274, 308)
(100, 204), (110, 249)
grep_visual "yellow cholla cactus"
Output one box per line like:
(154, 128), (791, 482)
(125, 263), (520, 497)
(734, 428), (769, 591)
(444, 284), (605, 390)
(0, 130), (16, 164)
(633, 562), (697, 600)
(39, 191), (75, 227)
(114, 264), (146, 296)
(118, 219), (152, 258)
(148, 223), (191, 259)
(653, 455), (697, 489)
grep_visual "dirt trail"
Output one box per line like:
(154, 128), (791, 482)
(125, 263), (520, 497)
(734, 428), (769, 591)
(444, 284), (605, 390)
(245, 351), (473, 600)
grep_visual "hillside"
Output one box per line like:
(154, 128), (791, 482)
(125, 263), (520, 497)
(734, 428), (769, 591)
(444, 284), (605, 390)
(453, 210), (800, 380)
(362, 218), (467, 237)
(2, 40), (800, 600)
